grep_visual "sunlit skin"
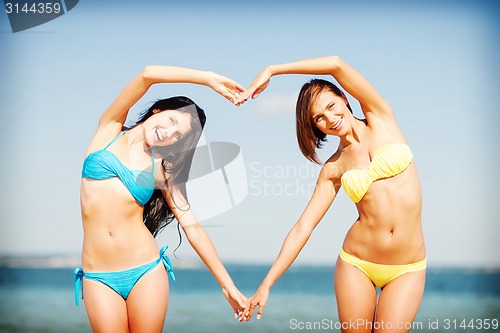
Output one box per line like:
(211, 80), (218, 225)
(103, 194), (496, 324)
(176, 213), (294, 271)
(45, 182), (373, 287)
(79, 66), (247, 333)
(142, 109), (193, 148)
(80, 110), (193, 274)
(310, 91), (351, 137)
(80, 110), (188, 333)
(308, 90), (425, 265)
(236, 56), (426, 333)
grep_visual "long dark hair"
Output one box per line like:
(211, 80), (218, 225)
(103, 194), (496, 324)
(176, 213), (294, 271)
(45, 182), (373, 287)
(296, 79), (352, 164)
(126, 96), (206, 237)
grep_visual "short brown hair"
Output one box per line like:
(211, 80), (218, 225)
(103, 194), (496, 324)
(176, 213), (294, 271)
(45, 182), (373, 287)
(295, 79), (352, 164)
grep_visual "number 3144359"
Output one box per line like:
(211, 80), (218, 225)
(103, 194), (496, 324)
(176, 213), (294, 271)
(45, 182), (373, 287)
(5, 2), (62, 14)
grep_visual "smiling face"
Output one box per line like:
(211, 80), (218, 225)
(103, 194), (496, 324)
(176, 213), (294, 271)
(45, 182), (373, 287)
(310, 90), (350, 137)
(143, 109), (193, 147)
(296, 79), (353, 164)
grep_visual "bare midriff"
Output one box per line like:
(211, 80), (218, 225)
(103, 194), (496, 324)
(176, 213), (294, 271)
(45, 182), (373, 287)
(80, 177), (159, 272)
(342, 163), (426, 264)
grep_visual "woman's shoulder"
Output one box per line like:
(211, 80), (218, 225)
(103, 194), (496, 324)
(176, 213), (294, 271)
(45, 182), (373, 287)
(319, 150), (344, 182)
(85, 122), (124, 155)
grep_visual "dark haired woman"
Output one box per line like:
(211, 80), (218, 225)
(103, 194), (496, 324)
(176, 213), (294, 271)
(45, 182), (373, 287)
(74, 65), (247, 332)
(237, 56), (426, 332)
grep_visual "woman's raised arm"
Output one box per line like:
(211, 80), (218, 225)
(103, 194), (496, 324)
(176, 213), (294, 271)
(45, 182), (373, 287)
(99, 66), (245, 129)
(238, 56), (392, 119)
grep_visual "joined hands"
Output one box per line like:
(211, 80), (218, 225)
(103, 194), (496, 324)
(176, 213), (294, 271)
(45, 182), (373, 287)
(214, 67), (273, 106)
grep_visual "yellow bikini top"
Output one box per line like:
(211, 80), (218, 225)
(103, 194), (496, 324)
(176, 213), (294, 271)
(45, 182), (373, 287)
(340, 143), (413, 203)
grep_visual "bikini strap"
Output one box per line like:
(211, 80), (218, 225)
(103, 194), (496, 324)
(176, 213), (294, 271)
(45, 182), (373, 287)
(159, 246), (175, 281)
(74, 268), (84, 306)
(103, 130), (127, 150)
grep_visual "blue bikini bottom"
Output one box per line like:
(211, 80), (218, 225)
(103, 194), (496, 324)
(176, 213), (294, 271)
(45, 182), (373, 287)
(74, 246), (175, 306)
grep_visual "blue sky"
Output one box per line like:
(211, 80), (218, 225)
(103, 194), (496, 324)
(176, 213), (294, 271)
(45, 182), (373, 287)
(1, 0), (499, 267)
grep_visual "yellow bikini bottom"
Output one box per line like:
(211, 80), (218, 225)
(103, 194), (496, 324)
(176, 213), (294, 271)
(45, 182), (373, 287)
(339, 248), (426, 288)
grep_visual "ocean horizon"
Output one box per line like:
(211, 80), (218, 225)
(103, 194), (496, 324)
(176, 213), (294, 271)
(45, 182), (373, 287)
(2, 253), (500, 270)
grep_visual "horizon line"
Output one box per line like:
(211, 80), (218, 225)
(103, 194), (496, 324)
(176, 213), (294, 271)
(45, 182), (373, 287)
(1, 255), (499, 272)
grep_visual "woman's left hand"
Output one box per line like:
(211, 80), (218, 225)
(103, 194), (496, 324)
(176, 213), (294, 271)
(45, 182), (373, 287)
(207, 72), (245, 105)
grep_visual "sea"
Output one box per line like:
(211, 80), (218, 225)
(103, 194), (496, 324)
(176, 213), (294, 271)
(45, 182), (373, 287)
(0, 264), (499, 333)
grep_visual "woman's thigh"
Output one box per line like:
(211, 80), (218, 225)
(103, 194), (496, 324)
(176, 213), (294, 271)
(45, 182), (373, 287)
(126, 264), (170, 333)
(334, 257), (378, 333)
(83, 279), (128, 333)
(374, 269), (426, 333)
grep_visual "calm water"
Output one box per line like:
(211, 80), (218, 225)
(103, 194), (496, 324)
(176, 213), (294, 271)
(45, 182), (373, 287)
(0, 265), (499, 332)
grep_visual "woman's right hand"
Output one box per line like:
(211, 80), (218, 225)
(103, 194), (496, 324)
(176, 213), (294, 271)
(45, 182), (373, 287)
(239, 285), (270, 322)
(235, 66), (273, 105)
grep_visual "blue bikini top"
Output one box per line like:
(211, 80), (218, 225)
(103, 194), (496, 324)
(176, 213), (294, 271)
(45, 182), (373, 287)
(82, 131), (155, 206)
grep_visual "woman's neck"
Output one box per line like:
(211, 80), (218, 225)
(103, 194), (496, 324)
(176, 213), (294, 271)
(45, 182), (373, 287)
(339, 116), (367, 149)
(126, 124), (150, 154)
